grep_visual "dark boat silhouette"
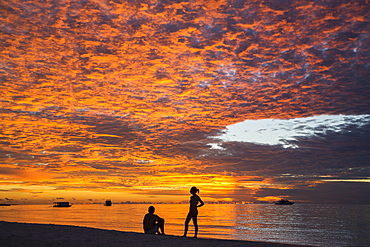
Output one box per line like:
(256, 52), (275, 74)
(53, 202), (72, 207)
(0, 203), (11, 206)
(275, 199), (294, 205)
(104, 200), (112, 206)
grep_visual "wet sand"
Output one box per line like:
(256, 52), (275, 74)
(0, 221), (312, 247)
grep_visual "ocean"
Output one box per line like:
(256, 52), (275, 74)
(1, 203), (369, 246)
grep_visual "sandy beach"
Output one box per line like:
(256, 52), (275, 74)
(0, 221), (311, 247)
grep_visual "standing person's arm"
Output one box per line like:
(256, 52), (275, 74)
(197, 196), (204, 207)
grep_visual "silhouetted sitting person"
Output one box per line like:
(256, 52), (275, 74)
(143, 206), (165, 235)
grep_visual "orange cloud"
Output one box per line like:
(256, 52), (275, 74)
(1, 0), (369, 204)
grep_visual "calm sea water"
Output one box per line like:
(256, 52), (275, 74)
(1, 204), (369, 246)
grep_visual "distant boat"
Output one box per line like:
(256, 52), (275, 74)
(104, 200), (112, 206)
(275, 199), (294, 205)
(53, 202), (72, 207)
(0, 203), (11, 206)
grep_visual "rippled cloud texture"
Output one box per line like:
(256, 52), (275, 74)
(1, 0), (369, 204)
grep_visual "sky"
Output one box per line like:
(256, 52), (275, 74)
(1, 0), (370, 205)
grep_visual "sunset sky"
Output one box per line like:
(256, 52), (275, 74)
(1, 0), (369, 205)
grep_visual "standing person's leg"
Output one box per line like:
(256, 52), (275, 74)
(193, 215), (198, 238)
(183, 214), (191, 237)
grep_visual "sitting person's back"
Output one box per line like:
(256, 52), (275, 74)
(143, 206), (165, 234)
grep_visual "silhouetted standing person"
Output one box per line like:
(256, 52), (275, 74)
(143, 206), (165, 235)
(183, 186), (204, 238)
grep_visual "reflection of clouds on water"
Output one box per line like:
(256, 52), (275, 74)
(1, 204), (368, 246)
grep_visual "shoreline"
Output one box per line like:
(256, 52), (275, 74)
(0, 221), (312, 247)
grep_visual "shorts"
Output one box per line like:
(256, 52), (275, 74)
(187, 210), (198, 217)
(145, 225), (159, 234)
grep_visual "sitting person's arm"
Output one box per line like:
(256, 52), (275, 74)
(153, 215), (164, 224)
